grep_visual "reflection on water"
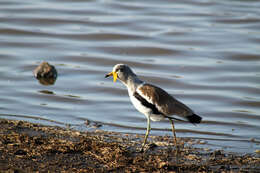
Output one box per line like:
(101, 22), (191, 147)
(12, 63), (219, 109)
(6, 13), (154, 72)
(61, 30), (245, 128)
(0, 0), (260, 153)
(38, 90), (55, 95)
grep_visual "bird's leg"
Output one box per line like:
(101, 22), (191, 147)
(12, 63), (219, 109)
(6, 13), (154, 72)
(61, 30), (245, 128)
(141, 117), (151, 152)
(169, 119), (180, 163)
(169, 119), (177, 148)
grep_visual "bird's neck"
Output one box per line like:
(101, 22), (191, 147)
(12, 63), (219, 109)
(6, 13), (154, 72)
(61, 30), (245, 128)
(125, 76), (143, 93)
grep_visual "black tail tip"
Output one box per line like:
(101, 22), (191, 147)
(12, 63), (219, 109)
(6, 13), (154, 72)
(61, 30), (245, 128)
(187, 114), (202, 124)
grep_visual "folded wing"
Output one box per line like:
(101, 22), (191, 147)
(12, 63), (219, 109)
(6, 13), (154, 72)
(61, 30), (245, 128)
(137, 83), (201, 123)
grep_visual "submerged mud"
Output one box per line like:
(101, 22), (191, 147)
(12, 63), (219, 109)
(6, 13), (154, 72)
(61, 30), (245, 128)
(0, 119), (259, 172)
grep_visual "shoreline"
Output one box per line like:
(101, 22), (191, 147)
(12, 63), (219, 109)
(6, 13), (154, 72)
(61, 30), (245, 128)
(0, 118), (259, 172)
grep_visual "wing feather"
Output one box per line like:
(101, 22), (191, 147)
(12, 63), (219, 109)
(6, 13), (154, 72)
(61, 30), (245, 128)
(137, 83), (194, 119)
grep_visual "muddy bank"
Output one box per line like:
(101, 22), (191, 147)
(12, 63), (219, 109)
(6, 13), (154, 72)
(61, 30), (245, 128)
(0, 119), (259, 172)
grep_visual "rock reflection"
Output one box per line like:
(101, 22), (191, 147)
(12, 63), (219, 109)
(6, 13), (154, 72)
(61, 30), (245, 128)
(38, 90), (55, 95)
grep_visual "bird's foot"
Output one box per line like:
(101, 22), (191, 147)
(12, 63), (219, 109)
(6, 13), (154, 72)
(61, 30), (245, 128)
(138, 143), (158, 153)
(147, 143), (157, 149)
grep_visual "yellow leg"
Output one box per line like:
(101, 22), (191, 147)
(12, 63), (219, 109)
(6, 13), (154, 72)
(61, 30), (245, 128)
(141, 117), (151, 151)
(169, 119), (177, 147)
(170, 119), (180, 162)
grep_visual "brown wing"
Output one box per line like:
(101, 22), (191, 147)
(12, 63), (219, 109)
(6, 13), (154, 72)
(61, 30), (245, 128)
(137, 84), (194, 118)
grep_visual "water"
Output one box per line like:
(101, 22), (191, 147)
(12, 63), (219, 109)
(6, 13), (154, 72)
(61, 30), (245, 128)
(0, 0), (260, 153)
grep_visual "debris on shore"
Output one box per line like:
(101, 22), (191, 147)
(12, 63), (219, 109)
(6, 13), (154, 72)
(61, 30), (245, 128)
(0, 119), (259, 172)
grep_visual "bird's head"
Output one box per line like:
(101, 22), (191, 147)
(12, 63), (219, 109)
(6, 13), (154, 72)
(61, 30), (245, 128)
(105, 64), (135, 83)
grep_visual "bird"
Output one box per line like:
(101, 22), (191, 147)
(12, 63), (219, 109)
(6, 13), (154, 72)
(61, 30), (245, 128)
(105, 64), (202, 151)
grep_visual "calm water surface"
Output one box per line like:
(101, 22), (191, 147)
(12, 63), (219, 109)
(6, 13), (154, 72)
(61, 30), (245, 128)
(0, 0), (260, 153)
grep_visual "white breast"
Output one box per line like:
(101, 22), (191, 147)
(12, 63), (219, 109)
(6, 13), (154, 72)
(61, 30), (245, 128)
(128, 88), (165, 121)
(129, 93), (151, 118)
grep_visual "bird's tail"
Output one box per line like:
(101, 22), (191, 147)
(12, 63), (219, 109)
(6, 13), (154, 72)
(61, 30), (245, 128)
(187, 114), (202, 124)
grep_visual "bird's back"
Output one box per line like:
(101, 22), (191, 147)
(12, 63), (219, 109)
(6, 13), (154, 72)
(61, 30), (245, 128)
(137, 83), (200, 122)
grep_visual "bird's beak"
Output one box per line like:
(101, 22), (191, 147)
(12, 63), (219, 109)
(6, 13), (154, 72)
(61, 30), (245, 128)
(105, 71), (117, 82)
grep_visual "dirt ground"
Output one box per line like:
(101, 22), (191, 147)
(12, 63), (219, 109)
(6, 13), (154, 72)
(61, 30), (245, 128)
(0, 119), (259, 172)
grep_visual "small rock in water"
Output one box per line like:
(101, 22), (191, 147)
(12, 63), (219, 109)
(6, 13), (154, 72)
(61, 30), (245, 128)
(34, 62), (58, 85)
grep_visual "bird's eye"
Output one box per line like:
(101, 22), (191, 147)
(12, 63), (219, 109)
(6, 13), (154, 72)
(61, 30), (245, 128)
(119, 68), (124, 72)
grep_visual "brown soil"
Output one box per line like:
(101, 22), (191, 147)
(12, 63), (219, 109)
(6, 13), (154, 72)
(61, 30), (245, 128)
(0, 119), (259, 172)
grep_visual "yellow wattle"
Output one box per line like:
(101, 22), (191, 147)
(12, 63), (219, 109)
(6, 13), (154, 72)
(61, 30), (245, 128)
(113, 72), (117, 82)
